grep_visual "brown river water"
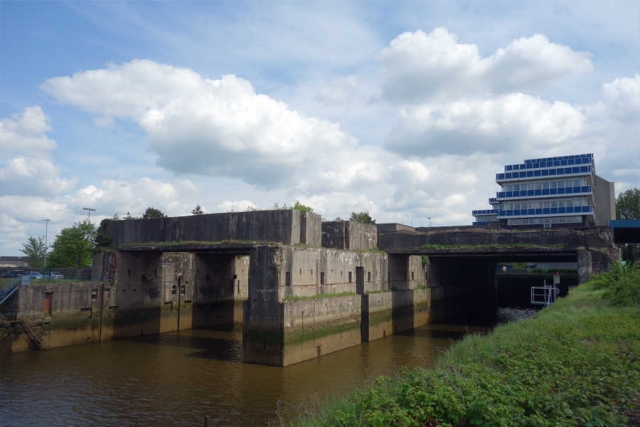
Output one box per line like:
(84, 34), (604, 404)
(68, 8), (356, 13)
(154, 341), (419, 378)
(0, 323), (480, 427)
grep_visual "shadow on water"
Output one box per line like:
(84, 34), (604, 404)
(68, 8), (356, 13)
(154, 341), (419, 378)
(120, 323), (243, 361)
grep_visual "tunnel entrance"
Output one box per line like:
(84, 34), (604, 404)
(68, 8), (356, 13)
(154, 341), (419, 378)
(420, 249), (580, 326)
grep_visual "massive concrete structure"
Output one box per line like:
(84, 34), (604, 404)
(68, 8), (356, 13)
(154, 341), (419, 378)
(1, 210), (620, 365)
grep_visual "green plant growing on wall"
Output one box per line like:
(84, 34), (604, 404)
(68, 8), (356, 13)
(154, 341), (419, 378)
(350, 211), (375, 224)
(143, 207), (166, 219)
(272, 200), (314, 212)
(191, 205), (204, 215)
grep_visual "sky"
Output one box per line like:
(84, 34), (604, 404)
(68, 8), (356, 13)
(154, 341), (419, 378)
(0, 0), (639, 256)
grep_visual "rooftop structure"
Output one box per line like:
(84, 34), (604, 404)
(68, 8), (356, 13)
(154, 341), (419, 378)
(472, 154), (616, 228)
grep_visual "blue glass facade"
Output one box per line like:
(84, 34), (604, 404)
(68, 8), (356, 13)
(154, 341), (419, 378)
(472, 154), (601, 227)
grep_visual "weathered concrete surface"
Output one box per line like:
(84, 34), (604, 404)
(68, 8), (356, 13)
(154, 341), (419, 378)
(0, 281), (115, 353)
(361, 289), (430, 342)
(322, 221), (378, 250)
(379, 226), (617, 251)
(242, 245), (429, 366)
(106, 210), (322, 249)
(282, 295), (362, 366)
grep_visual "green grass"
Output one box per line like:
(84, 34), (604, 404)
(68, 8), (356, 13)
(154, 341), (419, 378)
(292, 269), (640, 427)
(283, 292), (355, 302)
(419, 243), (564, 250)
(120, 239), (270, 248)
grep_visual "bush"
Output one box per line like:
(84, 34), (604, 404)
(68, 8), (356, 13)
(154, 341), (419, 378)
(591, 262), (640, 306)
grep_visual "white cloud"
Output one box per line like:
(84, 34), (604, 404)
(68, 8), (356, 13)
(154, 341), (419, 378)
(377, 28), (592, 103)
(43, 60), (383, 192)
(0, 157), (77, 196)
(600, 75), (640, 124)
(70, 177), (200, 219)
(0, 107), (77, 198)
(386, 93), (585, 157)
(0, 106), (56, 161)
(316, 76), (361, 105)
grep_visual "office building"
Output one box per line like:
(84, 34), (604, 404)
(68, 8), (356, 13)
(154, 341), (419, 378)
(472, 153), (615, 228)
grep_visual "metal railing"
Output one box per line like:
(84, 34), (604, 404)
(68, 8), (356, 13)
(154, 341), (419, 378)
(531, 285), (559, 306)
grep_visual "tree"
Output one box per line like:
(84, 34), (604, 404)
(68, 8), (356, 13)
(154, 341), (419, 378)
(293, 200), (314, 213)
(616, 188), (640, 220)
(48, 221), (96, 268)
(616, 188), (640, 263)
(350, 211), (375, 224)
(20, 236), (46, 269)
(143, 207), (166, 219)
(191, 205), (204, 215)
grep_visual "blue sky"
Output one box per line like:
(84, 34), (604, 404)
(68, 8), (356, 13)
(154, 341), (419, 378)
(1, 0), (639, 256)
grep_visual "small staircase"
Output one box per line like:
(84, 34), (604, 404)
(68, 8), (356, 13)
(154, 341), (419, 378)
(0, 280), (50, 350)
(19, 321), (50, 350)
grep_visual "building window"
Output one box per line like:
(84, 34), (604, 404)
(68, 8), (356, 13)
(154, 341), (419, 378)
(320, 272), (325, 285)
(348, 272), (352, 283)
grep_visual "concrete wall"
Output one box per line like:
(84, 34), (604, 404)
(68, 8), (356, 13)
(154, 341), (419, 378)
(1, 281), (116, 353)
(388, 255), (426, 290)
(361, 289), (430, 342)
(322, 221), (378, 250)
(242, 245), (431, 366)
(594, 175), (616, 226)
(277, 247), (390, 300)
(193, 254), (248, 325)
(106, 210), (322, 249)
(379, 227), (617, 251)
(282, 295), (362, 366)
(577, 248), (620, 283)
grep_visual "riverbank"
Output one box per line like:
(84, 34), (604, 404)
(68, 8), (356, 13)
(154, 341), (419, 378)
(294, 266), (640, 426)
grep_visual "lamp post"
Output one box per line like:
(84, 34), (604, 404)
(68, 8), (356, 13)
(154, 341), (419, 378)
(83, 207), (96, 222)
(43, 219), (50, 272)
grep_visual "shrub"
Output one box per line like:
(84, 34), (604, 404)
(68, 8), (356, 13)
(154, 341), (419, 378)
(591, 262), (640, 306)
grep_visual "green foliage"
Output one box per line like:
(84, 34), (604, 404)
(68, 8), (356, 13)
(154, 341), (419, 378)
(293, 200), (314, 213)
(294, 279), (640, 427)
(142, 207), (166, 219)
(20, 236), (46, 268)
(95, 219), (112, 248)
(616, 188), (640, 220)
(191, 205), (204, 215)
(350, 211), (375, 224)
(283, 292), (355, 302)
(616, 188), (640, 263)
(591, 262), (640, 306)
(47, 221), (96, 268)
(272, 200), (315, 213)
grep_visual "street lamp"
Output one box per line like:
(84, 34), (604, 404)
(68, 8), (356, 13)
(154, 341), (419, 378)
(83, 207), (96, 222)
(43, 219), (50, 272)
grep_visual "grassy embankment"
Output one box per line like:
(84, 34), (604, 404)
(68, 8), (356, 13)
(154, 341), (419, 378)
(293, 263), (640, 427)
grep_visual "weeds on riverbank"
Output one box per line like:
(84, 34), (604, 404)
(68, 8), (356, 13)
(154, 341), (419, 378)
(292, 266), (640, 427)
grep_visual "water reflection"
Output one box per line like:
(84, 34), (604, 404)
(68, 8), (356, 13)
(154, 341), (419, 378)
(0, 323), (476, 427)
